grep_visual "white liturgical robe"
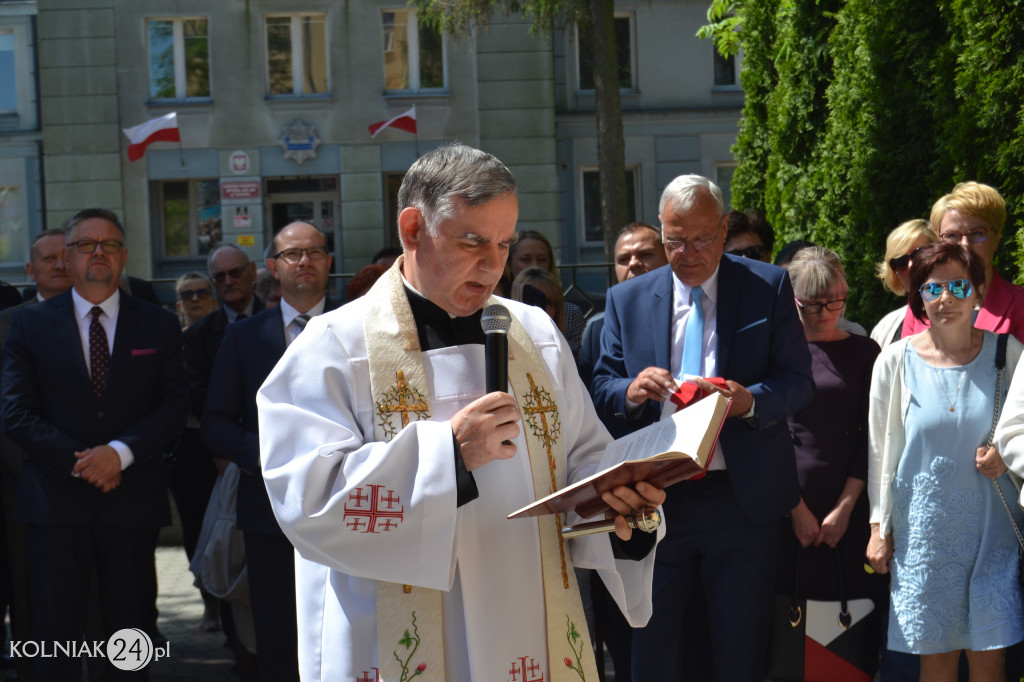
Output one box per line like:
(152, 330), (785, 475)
(257, 286), (659, 681)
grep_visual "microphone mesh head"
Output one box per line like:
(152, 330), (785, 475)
(481, 303), (512, 334)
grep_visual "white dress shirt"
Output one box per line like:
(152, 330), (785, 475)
(71, 288), (133, 470)
(667, 266), (727, 470)
(279, 297), (327, 346)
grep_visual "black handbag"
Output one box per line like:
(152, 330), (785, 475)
(766, 546), (879, 682)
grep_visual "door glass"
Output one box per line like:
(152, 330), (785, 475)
(271, 202), (314, 235)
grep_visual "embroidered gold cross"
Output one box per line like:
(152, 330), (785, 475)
(377, 370), (430, 440)
(521, 372), (570, 588)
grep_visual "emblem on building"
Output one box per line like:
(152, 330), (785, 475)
(278, 119), (321, 164)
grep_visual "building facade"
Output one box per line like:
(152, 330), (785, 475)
(26, 0), (740, 290)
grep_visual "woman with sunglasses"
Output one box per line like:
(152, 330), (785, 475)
(776, 247), (883, 628)
(902, 182), (1024, 343)
(175, 272), (218, 330)
(867, 241), (1024, 680)
(870, 219), (938, 348)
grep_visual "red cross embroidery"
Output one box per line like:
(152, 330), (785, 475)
(344, 484), (404, 533)
(508, 656), (544, 682)
(356, 668), (380, 682)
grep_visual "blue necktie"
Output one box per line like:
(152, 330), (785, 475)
(682, 285), (705, 378)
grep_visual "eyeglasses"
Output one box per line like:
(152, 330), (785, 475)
(663, 224), (721, 254)
(919, 279), (973, 302)
(178, 288), (212, 302)
(940, 229), (988, 245)
(794, 298), (846, 314)
(727, 245), (768, 260)
(66, 239), (124, 254)
(272, 246), (329, 264)
(211, 266), (248, 284)
(888, 247), (923, 274)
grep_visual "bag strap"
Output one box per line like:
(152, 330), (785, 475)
(988, 333), (1024, 551)
(789, 546), (852, 630)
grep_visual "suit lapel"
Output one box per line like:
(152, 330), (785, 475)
(651, 268), (674, 371)
(50, 292), (92, 388)
(715, 257), (739, 373)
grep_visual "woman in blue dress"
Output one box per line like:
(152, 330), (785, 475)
(867, 241), (1024, 681)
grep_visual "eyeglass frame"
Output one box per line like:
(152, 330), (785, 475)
(178, 288), (212, 302)
(794, 297), (846, 314)
(939, 228), (988, 245)
(272, 246), (330, 264)
(662, 221), (723, 254)
(65, 239), (124, 255)
(888, 247), (923, 274)
(919, 279), (973, 302)
(727, 244), (768, 260)
(210, 265), (249, 284)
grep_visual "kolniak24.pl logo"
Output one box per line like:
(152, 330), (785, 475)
(10, 628), (170, 671)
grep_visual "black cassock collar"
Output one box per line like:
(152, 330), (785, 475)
(404, 286), (485, 351)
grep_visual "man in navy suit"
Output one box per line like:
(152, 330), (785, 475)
(590, 176), (814, 681)
(202, 222), (336, 681)
(1, 208), (188, 680)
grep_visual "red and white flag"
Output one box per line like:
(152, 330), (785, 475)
(368, 106), (417, 138)
(122, 112), (180, 162)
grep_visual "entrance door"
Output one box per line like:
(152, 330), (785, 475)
(265, 176), (340, 267)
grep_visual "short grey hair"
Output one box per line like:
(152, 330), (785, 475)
(659, 175), (724, 217)
(397, 143), (517, 238)
(788, 246), (848, 300)
(206, 243), (250, 274)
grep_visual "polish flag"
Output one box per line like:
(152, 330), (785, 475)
(122, 112), (180, 162)
(368, 106), (417, 138)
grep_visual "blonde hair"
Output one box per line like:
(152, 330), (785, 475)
(511, 267), (566, 332)
(874, 219), (938, 295)
(788, 247), (848, 301)
(930, 181), (1006, 239)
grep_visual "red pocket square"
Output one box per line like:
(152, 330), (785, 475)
(131, 348), (157, 356)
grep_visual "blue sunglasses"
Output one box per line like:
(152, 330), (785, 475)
(919, 279), (973, 302)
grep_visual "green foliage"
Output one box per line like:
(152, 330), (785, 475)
(410, 0), (587, 37)
(696, 0), (743, 59)
(721, 0), (1024, 328)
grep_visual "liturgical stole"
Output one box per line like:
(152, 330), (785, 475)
(365, 261), (598, 681)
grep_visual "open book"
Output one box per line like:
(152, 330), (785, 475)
(508, 391), (731, 521)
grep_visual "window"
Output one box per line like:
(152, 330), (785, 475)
(578, 15), (635, 92)
(382, 10), (445, 92)
(713, 47), (742, 88)
(147, 18), (210, 101)
(0, 184), (28, 266)
(716, 164), (736, 209)
(266, 14), (328, 97)
(582, 168), (638, 244)
(0, 17), (37, 131)
(157, 179), (221, 257)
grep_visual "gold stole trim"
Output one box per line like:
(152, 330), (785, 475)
(365, 262), (597, 681)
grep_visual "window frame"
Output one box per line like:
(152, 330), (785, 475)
(146, 16), (212, 103)
(575, 12), (637, 94)
(381, 9), (448, 95)
(713, 46), (743, 90)
(0, 16), (37, 132)
(154, 178), (222, 260)
(264, 13), (331, 99)
(579, 165), (640, 246)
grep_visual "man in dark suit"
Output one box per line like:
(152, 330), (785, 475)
(183, 243), (263, 418)
(0, 228), (70, 680)
(202, 222), (336, 681)
(1, 208), (188, 680)
(590, 176), (814, 681)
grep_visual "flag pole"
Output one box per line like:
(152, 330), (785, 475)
(178, 139), (185, 169)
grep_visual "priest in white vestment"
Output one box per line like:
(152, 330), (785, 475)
(257, 144), (664, 682)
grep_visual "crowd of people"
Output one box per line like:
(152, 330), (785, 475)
(3, 146), (1024, 682)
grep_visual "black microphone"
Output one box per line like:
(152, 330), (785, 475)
(481, 303), (512, 394)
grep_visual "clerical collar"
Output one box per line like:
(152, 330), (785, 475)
(403, 285), (485, 351)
